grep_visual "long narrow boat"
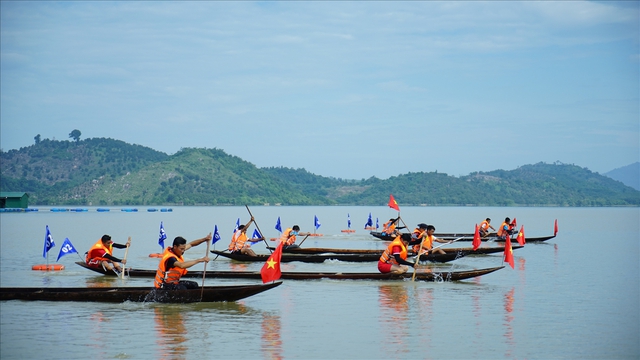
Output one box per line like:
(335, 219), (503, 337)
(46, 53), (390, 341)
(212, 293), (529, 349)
(76, 262), (503, 282)
(267, 245), (523, 255)
(0, 281), (282, 303)
(369, 231), (555, 243)
(210, 249), (468, 263)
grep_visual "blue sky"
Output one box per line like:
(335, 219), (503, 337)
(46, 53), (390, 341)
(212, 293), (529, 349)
(1, 1), (638, 180)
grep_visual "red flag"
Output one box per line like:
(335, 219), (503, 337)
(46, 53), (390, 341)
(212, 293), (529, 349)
(503, 236), (515, 269)
(511, 217), (517, 228)
(388, 194), (400, 211)
(472, 224), (481, 251)
(554, 219), (558, 236)
(261, 241), (283, 283)
(516, 225), (525, 246)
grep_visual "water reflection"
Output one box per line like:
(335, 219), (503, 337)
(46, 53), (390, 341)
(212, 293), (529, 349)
(85, 276), (119, 288)
(261, 313), (283, 360)
(154, 305), (187, 360)
(503, 287), (515, 358)
(378, 284), (410, 356)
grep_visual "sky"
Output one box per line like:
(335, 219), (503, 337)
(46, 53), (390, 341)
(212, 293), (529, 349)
(1, 1), (638, 180)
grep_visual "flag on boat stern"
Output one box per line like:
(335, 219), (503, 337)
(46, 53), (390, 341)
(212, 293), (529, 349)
(158, 221), (167, 249)
(43, 225), (55, 258)
(252, 229), (263, 241)
(261, 241), (283, 283)
(503, 235), (515, 269)
(516, 225), (526, 246)
(473, 224), (481, 251)
(554, 219), (558, 236)
(56, 238), (79, 262)
(314, 215), (321, 230)
(212, 225), (221, 244)
(347, 213), (351, 229)
(275, 217), (282, 233)
(388, 194), (400, 211)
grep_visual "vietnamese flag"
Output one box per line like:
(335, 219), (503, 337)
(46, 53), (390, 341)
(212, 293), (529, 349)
(472, 224), (481, 251)
(261, 241), (284, 283)
(388, 194), (400, 211)
(554, 219), (558, 236)
(511, 217), (517, 228)
(503, 235), (515, 269)
(516, 225), (525, 246)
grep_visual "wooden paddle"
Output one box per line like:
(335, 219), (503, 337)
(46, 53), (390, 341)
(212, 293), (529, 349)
(415, 237), (465, 258)
(245, 205), (273, 253)
(297, 234), (311, 247)
(121, 236), (131, 279)
(411, 231), (427, 282)
(200, 235), (212, 300)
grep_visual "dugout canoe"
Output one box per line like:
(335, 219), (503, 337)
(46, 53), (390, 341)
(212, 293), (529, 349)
(210, 249), (468, 263)
(0, 281), (281, 303)
(268, 245), (523, 255)
(369, 231), (555, 243)
(75, 261), (503, 282)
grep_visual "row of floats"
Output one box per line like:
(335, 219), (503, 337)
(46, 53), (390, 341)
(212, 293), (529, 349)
(0, 208), (173, 213)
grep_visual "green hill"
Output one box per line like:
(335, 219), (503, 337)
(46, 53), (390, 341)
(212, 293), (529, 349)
(1, 138), (638, 206)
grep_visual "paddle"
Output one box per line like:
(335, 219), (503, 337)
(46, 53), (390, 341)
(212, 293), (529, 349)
(297, 234), (311, 247)
(120, 236), (131, 279)
(245, 205), (272, 253)
(201, 234), (212, 300)
(411, 231), (427, 282)
(414, 237), (464, 260)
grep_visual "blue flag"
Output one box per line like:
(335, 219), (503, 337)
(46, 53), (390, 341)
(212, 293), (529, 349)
(314, 215), (321, 230)
(348, 213), (351, 229)
(252, 229), (262, 239)
(234, 218), (240, 233)
(212, 225), (221, 244)
(56, 238), (78, 262)
(43, 225), (55, 258)
(158, 221), (167, 249)
(275, 217), (282, 233)
(376, 217), (379, 230)
(365, 213), (373, 229)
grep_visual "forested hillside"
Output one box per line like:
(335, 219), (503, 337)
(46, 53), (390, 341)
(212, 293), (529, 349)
(1, 138), (639, 206)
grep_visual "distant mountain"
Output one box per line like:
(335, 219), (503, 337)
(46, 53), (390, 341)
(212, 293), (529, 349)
(1, 139), (639, 206)
(604, 162), (640, 191)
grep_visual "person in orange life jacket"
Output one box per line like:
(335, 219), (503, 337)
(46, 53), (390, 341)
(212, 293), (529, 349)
(228, 216), (263, 257)
(413, 225), (449, 256)
(279, 225), (311, 250)
(479, 218), (496, 237)
(378, 230), (416, 274)
(85, 235), (131, 273)
(497, 217), (515, 239)
(381, 217), (401, 235)
(154, 233), (211, 290)
(410, 223), (429, 250)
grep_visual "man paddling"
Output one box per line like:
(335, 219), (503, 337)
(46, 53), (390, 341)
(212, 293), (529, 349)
(280, 225), (311, 250)
(85, 235), (130, 274)
(154, 234), (211, 290)
(378, 230), (416, 274)
(412, 225), (449, 257)
(228, 216), (263, 256)
(478, 218), (496, 237)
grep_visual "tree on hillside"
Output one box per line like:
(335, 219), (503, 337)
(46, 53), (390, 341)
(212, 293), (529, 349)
(34, 134), (41, 144)
(69, 129), (82, 143)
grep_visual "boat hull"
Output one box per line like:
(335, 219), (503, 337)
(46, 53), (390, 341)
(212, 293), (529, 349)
(369, 231), (555, 243)
(210, 249), (466, 263)
(0, 282), (282, 303)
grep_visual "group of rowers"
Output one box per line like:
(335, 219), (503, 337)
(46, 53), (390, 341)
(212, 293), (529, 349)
(377, 216), (516, 275)
(83, 215), (517, 287)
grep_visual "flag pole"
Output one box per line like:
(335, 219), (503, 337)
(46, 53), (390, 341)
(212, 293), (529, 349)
(200, 235), (211, 300)
(245, 205), (273, 253)
(121, 236), (131, 279)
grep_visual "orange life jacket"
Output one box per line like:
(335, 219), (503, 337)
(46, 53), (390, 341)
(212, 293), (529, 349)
(228, 230), (248, 251)
(86, 239), (113, 266)
(411, 228), (427, 253)
(480, 220), (490, 231)
(379, 236), (408, 265)
(497, 221), (510, 237)
(382, 221), (396, 234)
(414, 234), (435, 254)
(280, 228), (297, 246)
(154, 248), (188, 289)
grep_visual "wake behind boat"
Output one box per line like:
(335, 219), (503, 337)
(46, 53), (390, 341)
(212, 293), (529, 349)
(0, 281), (282, 303)
(75, 262), (504, 282)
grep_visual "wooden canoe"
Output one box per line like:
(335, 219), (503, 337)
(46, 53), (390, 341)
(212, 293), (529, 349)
(268, 245), (523, 255)
(369, 231), (555, 243)
(0, 281), (282, 303)
(210, 249), (467, 264)
(75, 262), (503, 282)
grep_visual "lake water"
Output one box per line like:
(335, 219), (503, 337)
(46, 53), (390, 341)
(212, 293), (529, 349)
(1, 206), (638, 359)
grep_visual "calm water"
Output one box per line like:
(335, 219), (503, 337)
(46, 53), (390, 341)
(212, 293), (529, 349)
(1, 206), (638, 359)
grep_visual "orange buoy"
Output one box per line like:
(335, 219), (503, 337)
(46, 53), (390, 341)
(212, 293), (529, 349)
(309, 233), (323, 237)
(32, 264), (65, 271)
(341, 229), (356, 233)
(269, 238), (279, 241)
(148, 253), (163, 258)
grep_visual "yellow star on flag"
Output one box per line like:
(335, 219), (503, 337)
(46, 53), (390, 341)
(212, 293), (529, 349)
(266, 258), (278, 269)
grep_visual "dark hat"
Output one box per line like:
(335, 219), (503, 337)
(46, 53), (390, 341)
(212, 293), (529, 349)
(417, 223), (428, 229)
